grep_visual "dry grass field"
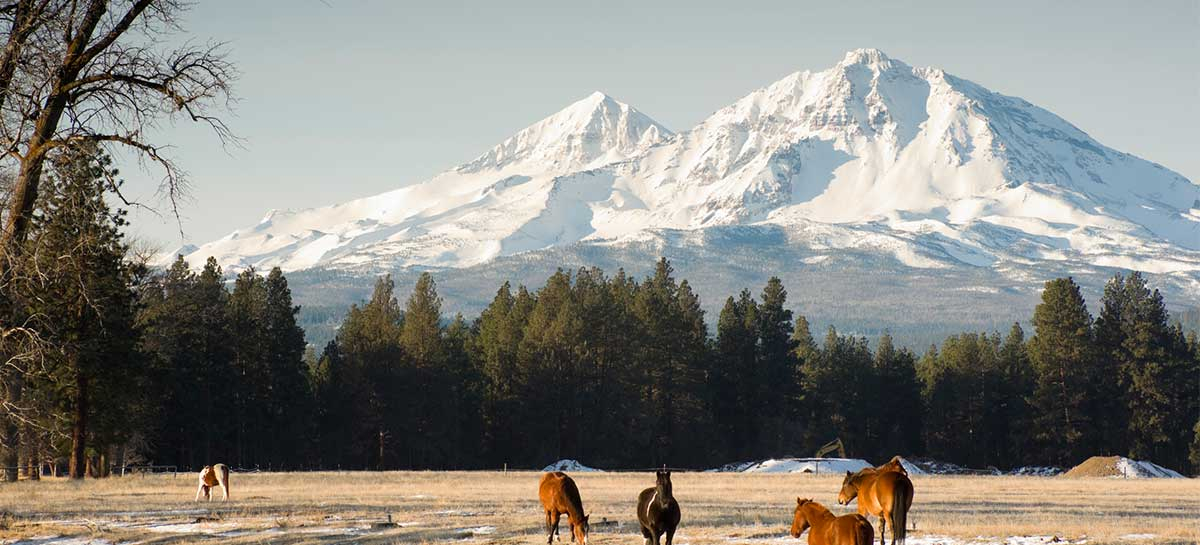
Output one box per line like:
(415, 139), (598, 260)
(1, 471), (1197, 545)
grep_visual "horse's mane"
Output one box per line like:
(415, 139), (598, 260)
(559, 475), (586, 519)
(797, 499), (835, 523)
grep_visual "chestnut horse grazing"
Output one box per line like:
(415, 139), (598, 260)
(636, 470), (681, 545)
(538, 472), (590, 544)
(837, 469), (912, 545)
(791, 498), (874, 545)
(195, 463), (230, 501)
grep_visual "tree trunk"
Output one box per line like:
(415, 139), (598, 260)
(68, 371), (88, 479)
(28, 440), (40, 481)
(1, 373), (21, 481)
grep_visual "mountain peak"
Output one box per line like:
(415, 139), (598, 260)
(838, 48), (896, 70)
(459, 91), (671, 173)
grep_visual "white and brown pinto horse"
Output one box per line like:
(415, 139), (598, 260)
(195, 463), (230, 501)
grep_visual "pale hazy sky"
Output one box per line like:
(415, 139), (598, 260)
(123, 0), (1200, 250)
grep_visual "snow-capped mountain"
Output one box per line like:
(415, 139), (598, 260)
(174, 49), (1200, 300)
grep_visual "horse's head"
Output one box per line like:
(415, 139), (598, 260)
(837, 470), (860, 505)
(570, 513), (589, 544)
(654, 470), (673, 507)
(790, 498), (812, 537)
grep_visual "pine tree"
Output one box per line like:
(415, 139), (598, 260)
(400, 273), (445, 366)
(631, 258), (708, 466)
(997, 323), (1035, 462)
(1028, 277), (1097, 466)
(476, 282), (525, 465)
(1093, 273), (1132, 453)
(262, 267), (308, 468)
(399, 273), (455, 468)
(874, 332), (922, 459)
(800, 327), (874, 456)
(714, 293), (757, 459)
(337, 275), (405, 469)
(757, 277), (796, 455)
(19, 145), (139, 478)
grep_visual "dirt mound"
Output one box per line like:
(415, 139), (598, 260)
(1062, 456), (1183, 478)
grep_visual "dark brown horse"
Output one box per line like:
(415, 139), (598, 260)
(837, 469), (913, 545)
(636, 470), (680, 545)
(791, 498), (874, 545)
(538, 471), (590, 544)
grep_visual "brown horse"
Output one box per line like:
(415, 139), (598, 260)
(636, 470), (680, 545)
(837, 469), (912, 545)
(791, 498), (874, 545)
(538, 471), (590, 544)
(195, 463), (229, 501)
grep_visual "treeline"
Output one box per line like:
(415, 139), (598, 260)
(305, 263), (1198, 472)
(3, 150), (1199, 477)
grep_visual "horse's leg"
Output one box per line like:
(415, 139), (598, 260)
(194, 484), (203, 502)
(641, 523), (652, 545)
(652, 528), (663, 545)
(878, 515), (887, 545)
(545, 511), (556, 544)
(665, 524), (676, 545)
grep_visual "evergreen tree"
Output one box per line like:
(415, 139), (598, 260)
(873, 332), (922, 459)
(713, 292), (757, 459)
(308, 339), (347, 468)
(757, 277), (796, 455)
(631, 258), (708, 466)
(800, 327), (874, 457)
(262, 267), (309, 468)
(228, 268), (269, 467)
(1028, 277), (1097, 466)
(19, 145), (139, 478)
(399, 273), (454, 467)
(476, 282), (525, 465)
(996, 323), (1035, 462)
(337, 275), (406, 469)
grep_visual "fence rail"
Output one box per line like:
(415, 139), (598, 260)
(119, 464), (178, 477)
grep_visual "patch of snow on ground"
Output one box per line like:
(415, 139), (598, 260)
(894, 456), (927, 475)
(902, 536), (1088, 545)
(707, 461), (758, 472)
(725, 536), (1086, 545)
(542, 459), (601, 472)
(740, 458), (871, 474)
(1114, 457), (1183, 478)
(4, 539), (113, 545)
(1118, 534), (1156, 540)
(1008, 466), (1062, 476)
(140, 521), (243, 534)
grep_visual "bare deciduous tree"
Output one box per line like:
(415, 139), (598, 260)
(0, 0), (237, 266)
(1, 0), (236, 480)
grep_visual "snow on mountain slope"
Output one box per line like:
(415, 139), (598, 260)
(172, 49), (1200, 287)
(176, 92), (671, 271)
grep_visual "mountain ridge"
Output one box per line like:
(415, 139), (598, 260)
(169, 49), (1200, 310)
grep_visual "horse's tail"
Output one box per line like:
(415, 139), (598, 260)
(891, 478), (909, 545)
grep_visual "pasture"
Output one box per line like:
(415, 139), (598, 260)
(1, 471), (1197, 545)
